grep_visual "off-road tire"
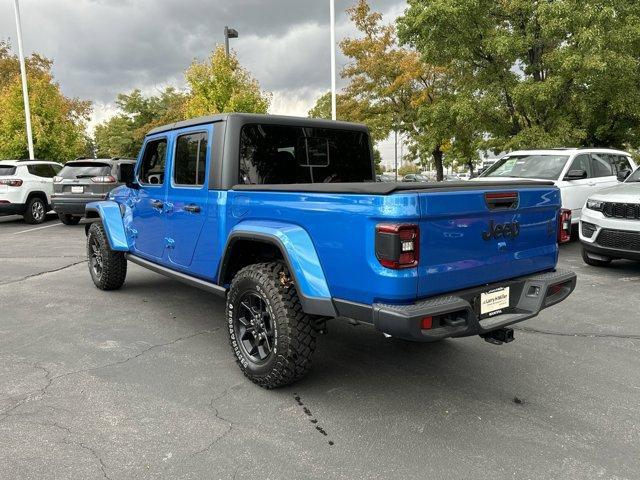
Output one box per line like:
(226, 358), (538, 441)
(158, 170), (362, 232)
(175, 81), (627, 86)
(58, 213), (81, 225)
(227, 262), (316, 389)
(23, 196), (47, 224)
(581, 246), (612, 267)
(87, 221), (127, 290)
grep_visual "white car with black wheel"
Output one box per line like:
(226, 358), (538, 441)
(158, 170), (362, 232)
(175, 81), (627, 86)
(580, 167), (640, 266)
(0, 160), (63, 224)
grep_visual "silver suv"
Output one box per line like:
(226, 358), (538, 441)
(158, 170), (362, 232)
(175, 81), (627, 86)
(51, 158), (135, 225)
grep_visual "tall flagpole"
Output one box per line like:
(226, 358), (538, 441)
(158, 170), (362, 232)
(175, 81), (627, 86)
(330, 0), (337, 121)
(13, 0), (35, 160)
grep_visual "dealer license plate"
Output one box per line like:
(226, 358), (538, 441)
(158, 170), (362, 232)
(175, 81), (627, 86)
(480, 287), (510, 316)
(71, 186), (84, 194)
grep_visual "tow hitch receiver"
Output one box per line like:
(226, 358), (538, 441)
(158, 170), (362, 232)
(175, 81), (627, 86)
(481, 328), (515, 345)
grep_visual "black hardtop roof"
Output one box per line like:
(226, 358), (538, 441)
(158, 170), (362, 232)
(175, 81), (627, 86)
(146, 113), (369, 137)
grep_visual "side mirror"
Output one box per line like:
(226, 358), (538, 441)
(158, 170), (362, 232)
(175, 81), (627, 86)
(617, 169), (631, 182)
(126, 180), (140, 190)
(564, 169), (587, 181)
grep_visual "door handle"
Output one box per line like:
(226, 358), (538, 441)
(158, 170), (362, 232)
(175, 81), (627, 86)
(151, 199), (164, 210)
(183, 204), (201, 214)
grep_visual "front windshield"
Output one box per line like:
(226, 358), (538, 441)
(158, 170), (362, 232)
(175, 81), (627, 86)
(626, 168), (640, 182)
(481, 154), (569, 180)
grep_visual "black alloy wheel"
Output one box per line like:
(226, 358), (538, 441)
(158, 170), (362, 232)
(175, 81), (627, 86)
(234, 292), (276, 364)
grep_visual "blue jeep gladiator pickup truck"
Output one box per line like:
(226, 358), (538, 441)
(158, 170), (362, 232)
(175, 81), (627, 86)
(85, 113), (576, 388)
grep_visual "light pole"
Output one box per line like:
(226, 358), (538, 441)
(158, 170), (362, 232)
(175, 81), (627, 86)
(329, 0), (337, 120)
(224, 26), (238, 57)
(12, 0), (34, 160)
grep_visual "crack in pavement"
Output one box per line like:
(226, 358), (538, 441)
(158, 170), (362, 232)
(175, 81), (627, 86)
(0, 260), (86, 286)
(41, 420), (112, 480)
(187, 383), (244, 460)
(514, 326), (640, 340)
(0, 329), (218, 422)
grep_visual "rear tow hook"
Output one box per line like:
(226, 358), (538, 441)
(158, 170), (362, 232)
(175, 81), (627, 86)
(481, 328), (515, 345)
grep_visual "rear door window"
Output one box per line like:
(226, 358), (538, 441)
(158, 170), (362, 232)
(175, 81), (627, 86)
(28, 164), (58, 178)
(59, 162), (111, 179)
(589, 154), (615, 177)
(173, 132), (208, 186)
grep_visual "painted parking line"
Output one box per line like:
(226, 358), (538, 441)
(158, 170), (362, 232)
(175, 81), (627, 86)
(11, 222), (62, 235)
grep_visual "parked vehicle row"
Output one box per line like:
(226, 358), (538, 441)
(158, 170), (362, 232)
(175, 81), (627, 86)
(0, 158), (135, 225)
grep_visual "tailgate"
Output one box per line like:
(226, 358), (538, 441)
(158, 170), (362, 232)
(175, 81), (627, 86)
(416, 186), (560, 298)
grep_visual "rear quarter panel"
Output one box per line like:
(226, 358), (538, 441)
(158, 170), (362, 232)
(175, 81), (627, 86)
(223, 190), (421, 304)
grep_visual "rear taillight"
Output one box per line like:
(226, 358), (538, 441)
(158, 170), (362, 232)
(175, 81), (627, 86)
(375, 223), (419, 269)
(558, 208), (572, 243)
(91, 175), (116, 183)
(0, 179), (23, 187)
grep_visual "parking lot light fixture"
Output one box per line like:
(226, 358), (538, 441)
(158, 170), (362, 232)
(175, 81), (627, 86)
(224, 26), (238, 57)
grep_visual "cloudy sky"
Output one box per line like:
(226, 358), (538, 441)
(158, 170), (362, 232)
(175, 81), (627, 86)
(0, 0), (405, 164)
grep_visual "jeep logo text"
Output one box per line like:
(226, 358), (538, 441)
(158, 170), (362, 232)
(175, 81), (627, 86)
(482, 220), (520, 241)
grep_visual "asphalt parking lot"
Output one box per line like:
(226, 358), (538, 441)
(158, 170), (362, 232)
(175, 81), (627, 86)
(1, 214), (639, 480)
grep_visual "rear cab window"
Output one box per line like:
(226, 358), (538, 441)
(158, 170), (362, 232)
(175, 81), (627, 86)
(59, 162), (112, 179)
(238, 124), (373, 184)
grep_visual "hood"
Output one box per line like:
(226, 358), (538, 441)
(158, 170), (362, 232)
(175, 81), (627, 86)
(590, 182), (640, 202)
(472, 176), (557, 185)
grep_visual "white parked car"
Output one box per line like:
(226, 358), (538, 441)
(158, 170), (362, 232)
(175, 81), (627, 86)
(0, 159), (63, 224)
(579, 167), (640, 266)
(474, 148), (637, 240)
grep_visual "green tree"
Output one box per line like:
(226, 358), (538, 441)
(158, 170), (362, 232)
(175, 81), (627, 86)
(0, 42), (91, 161)
(398, 0), (640, 151)
(94, 87), (187, 157)
(398, 163), (421, 177)
(312, 0), (456, 180)
(185, 46), (270, 117)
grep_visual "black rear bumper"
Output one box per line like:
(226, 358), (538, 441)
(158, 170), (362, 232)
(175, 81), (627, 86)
(334, 269), (577, 342)
(51, 196), (101, 216)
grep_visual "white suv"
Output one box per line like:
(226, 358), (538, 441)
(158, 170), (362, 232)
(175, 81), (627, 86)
(474, 148), (637, 240)
(580, 167), (640, 266)
(0, 160), (63, 224)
